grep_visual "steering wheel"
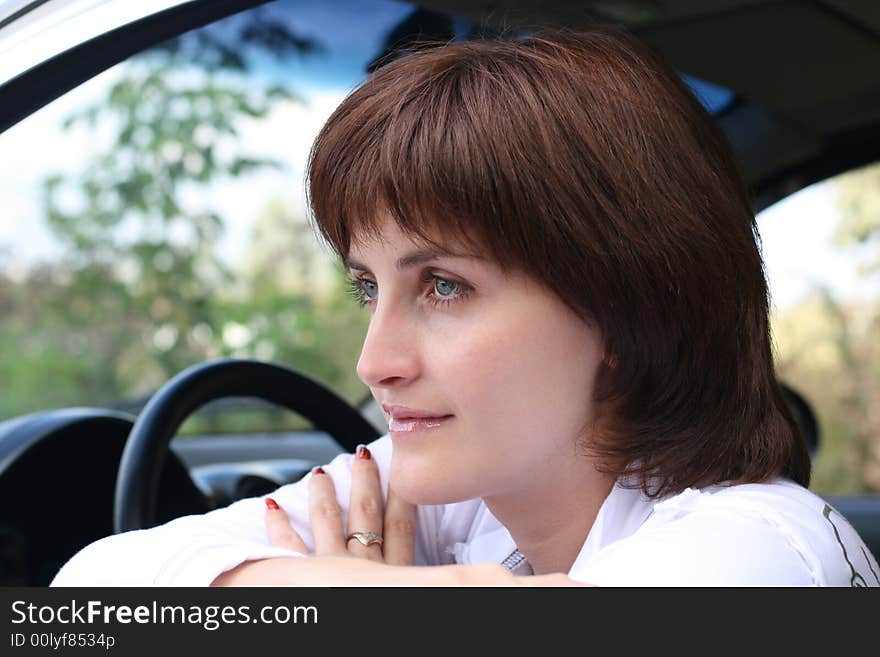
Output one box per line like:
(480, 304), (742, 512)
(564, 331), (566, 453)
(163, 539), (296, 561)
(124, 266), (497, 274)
(114, 358), (380, 533)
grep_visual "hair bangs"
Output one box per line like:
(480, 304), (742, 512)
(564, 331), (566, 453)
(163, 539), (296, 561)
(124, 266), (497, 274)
(307, 45), (532, 266)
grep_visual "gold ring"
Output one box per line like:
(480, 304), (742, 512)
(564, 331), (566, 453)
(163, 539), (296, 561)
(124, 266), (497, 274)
(347, 531), (384, 547)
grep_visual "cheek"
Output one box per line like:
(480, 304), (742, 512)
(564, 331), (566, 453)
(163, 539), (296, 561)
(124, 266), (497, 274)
(446, 313), (602, 444)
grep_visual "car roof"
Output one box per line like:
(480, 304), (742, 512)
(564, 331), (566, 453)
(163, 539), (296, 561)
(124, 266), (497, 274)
(0, 0), (192, 85)
(1, 0), (878, 207)
(416, 0), (880, 208)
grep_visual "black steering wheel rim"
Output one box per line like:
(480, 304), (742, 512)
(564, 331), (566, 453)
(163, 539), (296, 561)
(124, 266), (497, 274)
(114, 358), (379, 533)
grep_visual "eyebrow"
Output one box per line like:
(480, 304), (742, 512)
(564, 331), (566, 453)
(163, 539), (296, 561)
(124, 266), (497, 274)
(345, 248), (481, 272)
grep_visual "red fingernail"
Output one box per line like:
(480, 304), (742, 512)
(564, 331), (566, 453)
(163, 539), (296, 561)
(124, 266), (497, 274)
(312, 466), (325, 475)
(356, 445), (371, 460)
(265, 497), (280, 510)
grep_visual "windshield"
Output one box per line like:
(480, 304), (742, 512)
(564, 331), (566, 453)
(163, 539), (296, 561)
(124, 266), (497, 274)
(0, 0), (457, 431)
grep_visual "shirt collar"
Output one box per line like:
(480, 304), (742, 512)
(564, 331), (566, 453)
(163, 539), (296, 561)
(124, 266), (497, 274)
(452, 481), (655, 574)
(568, 482), (656, 573)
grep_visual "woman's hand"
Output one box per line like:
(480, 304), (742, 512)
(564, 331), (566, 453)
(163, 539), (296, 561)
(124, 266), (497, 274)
(264, 444), (415, 564)
(212, 444), (591, 586)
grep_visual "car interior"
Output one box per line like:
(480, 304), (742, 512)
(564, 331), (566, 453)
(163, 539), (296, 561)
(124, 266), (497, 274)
(0, 0), (878, 585)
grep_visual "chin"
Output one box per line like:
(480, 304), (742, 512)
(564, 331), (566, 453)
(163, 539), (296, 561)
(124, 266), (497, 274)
(389, 460), (479, 506)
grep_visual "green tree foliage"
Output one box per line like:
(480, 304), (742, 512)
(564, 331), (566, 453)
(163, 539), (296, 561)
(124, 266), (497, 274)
(774, 290), (879, 493)
(836, 163), (880, 259)
(773, 164), (880, 493)
(1, 10), (371, 428)
(829, 164), (880, 491)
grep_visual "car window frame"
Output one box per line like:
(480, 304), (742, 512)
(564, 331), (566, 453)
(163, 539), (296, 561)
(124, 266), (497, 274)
(0, 0), (270, 133)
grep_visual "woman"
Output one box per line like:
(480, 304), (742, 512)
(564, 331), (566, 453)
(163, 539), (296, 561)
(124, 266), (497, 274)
(53, 28), (878, 586)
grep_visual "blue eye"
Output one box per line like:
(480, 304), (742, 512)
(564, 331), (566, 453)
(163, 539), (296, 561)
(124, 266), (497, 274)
(434, 277), (459, 297)
(425, 274), (471, 308)
(361, 279), (378, 300)
(347, 272), (471, 309)
(346, 275), (377, 307)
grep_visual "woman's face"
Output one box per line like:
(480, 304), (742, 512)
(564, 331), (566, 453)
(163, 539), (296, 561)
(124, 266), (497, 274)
(347, 218), (605, 505)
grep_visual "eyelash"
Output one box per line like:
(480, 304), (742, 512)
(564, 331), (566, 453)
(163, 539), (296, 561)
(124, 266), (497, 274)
(345, 271), (471, 309)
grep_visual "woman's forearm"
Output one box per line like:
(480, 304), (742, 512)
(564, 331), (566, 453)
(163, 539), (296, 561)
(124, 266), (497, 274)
(51, 512), (304, 587)
(210, 556), (435, 586)
(211, 556), (578, 586)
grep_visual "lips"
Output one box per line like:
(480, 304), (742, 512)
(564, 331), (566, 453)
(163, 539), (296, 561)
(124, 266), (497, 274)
(382, 404), (453, 434)
(382, 404), (451, 420)
(387, 415), (453, 433)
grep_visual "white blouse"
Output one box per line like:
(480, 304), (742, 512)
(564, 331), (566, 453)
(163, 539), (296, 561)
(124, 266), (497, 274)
(51, 435), (879, 586)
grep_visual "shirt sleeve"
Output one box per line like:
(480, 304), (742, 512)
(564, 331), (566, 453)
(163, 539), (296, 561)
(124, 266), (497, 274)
(570, 507), (820, 586)
(51, 434), (441, 586)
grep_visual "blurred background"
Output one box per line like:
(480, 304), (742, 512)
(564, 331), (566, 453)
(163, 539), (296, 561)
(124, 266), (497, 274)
(0, 0), (877, 493)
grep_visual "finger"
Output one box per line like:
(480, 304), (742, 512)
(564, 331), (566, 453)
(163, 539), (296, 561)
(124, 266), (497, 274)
(263, 497), (308, 554)
(308, 468), (347, 555)
(346, 445), (385, 561)
(382, 485), (416, 566)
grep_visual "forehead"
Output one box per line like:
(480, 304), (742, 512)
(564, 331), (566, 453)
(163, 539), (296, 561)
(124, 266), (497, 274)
(345, 214), (485, 262)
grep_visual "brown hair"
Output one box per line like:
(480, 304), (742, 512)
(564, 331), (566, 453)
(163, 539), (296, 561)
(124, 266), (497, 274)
(306, 27), (810, 497)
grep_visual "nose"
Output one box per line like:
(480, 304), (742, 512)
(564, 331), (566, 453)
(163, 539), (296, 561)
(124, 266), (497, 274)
(356, 303), (420, 389)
